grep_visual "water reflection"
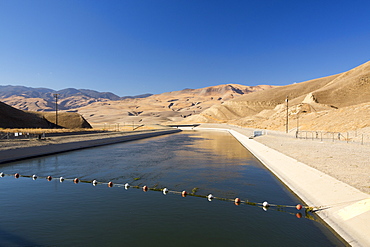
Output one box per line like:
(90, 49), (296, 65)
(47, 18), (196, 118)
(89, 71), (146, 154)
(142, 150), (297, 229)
(0, 131), (346, 246)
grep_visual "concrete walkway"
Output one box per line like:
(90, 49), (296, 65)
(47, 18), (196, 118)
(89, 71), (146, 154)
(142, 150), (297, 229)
(196, 124), (369, 247)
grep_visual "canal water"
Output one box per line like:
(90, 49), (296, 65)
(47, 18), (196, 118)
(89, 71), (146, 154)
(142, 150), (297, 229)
(0, 131), (346, 246)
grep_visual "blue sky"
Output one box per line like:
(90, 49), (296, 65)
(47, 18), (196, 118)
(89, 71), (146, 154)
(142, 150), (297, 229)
(1, 0), (369, 96)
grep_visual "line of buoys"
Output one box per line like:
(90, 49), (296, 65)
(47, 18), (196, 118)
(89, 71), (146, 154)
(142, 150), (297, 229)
(163, 188), (169, 195)
(234, 197), (241, 205)
(0, 172), (308, 217)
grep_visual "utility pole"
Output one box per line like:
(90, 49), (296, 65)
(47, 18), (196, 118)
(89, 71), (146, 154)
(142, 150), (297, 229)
(53, 93), (60, 128)
(285, 96), (289, 133)
(296, 110), (299, 138)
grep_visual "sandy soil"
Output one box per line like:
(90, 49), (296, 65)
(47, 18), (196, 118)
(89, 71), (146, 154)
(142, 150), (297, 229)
(254, 132), (370, 194)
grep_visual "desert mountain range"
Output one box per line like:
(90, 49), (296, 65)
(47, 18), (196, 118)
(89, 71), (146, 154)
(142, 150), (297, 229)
(70, 84), (274, 125)
(1, 60), (369, 132)
(0, 85), (151, 111)
(186, 60), (370, 132)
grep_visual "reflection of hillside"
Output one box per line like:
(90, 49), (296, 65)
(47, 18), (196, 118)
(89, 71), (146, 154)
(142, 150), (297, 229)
(174, 131), (257, 162)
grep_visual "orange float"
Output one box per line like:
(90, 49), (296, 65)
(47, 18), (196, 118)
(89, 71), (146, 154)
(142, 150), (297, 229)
(108, 181), (113, 187)
(47, 176), (52, 181)
(143, 185), (148, 192)
(14, 173), (20, 178)
(296, 204), (303, 210)
(234, 198), (241, 205)
(73, 178), (79, 184)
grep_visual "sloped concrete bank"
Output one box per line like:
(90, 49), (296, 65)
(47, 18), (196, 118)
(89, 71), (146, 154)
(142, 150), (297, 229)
(0, 129), (181, 164)
(195, 125), (369, 246)
(227, 129), (370, 247)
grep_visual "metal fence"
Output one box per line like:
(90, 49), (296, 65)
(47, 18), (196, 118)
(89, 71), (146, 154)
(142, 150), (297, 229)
(91, 123), (144, 131)
(296, 131), (370, 146)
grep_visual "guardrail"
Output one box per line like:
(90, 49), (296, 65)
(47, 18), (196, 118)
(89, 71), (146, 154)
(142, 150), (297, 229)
(296, 130), (369, 145)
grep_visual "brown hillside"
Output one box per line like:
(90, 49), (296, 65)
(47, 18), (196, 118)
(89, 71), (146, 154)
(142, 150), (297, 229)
(1, 96), (53, 111)
(0, 101), (52, 128)
(312, 61), (370, 108)
(42, 112), (92, 129)
(0, 101), (92, 129)
(72, 84), (274, 126)
(186, 61), (370, 132)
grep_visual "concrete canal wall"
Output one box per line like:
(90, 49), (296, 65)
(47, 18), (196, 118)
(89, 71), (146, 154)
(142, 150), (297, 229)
(0, 129), (181, 164)
(193, 125), (369, 246)
(227, 129), (370, 247)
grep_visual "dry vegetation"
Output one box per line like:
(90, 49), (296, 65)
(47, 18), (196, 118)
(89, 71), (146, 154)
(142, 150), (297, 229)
(71, 84), (273, 125)
(185, 61), (370, 133)
(1, 61), (369, 134)
(0, 101), (91, 129)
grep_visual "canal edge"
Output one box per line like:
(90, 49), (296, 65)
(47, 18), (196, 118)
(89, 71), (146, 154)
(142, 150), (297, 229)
(196, 127), (368, 247)
(0, 129), (181, 164)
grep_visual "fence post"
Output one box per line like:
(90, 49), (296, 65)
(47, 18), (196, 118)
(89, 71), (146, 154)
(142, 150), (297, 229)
(362, 134), (364, 145)
(347, 132), (349, 143)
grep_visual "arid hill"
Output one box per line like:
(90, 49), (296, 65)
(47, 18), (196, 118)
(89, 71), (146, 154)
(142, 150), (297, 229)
(71, 84), (274, 126)
(0, 86), (150, 111)
(2, 61), (369, 133)
(185, 61), (370, 132)
(0, 101), (91, 129)
(0, 101), (52, 128)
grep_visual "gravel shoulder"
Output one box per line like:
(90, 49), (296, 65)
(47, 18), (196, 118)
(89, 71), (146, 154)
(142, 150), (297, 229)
(254, 133), (370, 194)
